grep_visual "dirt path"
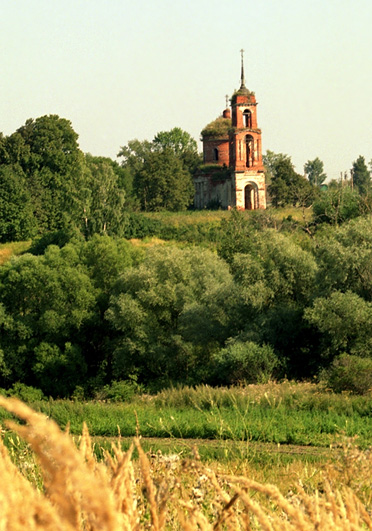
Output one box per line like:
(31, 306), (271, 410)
(93, 435), (336, 460)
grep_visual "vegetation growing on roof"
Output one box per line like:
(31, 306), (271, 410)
(201, 116), (232, 138)
(230, 88), (255, 104)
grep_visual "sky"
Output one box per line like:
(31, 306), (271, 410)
(2, 0), (372, 181)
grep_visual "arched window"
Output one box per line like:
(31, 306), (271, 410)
(243, 109), (252, 128)
(245, 135), (254, 168)
(244, 183), (257, 210)
(213, 148), (219, 161)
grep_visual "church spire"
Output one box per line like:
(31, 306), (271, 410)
(240, 48), (246, 89)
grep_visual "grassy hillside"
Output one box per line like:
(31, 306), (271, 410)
(142, 205), (313, 225)
(0, 240), (31, 265)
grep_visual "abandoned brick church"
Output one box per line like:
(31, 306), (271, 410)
(194, 51), (266, 210)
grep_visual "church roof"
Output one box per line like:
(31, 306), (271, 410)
(201, 116), (232, 139)
(231, 82), (255, 104)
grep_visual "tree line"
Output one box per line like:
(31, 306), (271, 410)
(0, 115), (199, 243)
(1, 212), (372, 397)
(2, 113), (372, 245)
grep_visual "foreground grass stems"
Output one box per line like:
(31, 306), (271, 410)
(0, 395), (372, 530)
(0, 396), (124, 530)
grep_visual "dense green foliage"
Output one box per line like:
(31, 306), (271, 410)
(132, 149), (195, 211)
(1, 211), (372, 397)
(2, 114), (372, 399)
(352, 155), (371, 195)
(312, 186), (361, 224)
(0, 119), (200, 239)
(117, 127), (200, 211)
(304, 157), (327, 186)
(265, 152), (316, 208)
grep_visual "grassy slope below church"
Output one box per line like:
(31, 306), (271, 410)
(142, 206), (312, 224)
(0, 240), (31, 265)
(0, 206), (311, 264)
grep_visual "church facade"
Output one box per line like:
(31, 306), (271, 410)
(194, 53), (266, 210)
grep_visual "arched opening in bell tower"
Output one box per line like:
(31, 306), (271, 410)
(243, 109), (252, 128)
(245, 135), (254, 168)
(244, 183), (257, 210)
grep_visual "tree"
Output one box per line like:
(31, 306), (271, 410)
(263, 151), (292, 186)
(153, 127), (201, 173)
(0, 131), (30, 167)
(264, 151), (317, 207)
(3, 115), (88, 233)
(0, 247), (97, 395)
(217, 209), (256, 263)
(267, 157), (309, 207)
(313, 186), (360, 225)
(154, 127), (197, 155)
(304, 291), (372, 361)
(84, 155), (126, 236)
(81, 234), (140, 296)
(352, 155), (370, 195)
(231, 230), (318, 307)
(291, 174), (317, 210)
(117, 139), (154, 175)
(228, 231), (319, 378)
(135, 149), (194, 211)
(314, 216), (372, 300)
(118, 128), (200, 211)
(304, 157), (327, 186)
(105, 246), (233, 384)
(0, 165), (36, 242)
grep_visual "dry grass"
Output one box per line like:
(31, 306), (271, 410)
(0, 241), (31, 265)
(0, 395), (371, 530)
(129, 238), (168, 248)
(141, 211), (231, 225)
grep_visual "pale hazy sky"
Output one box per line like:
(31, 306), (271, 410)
(2, 0), (372, 181)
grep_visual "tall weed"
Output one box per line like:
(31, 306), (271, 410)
(2, 382), (372, 446)
(0, 396), (371, 529)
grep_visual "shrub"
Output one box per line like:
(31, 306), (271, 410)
(29, 226), (83, 255)
(5, 382), (45, 402)
(96, 378), (144, 402)
(313, 187), (361, 225)
(211, 340), (279, 385)
(322, 354), (372, 394)
(121, 212), (164, 239)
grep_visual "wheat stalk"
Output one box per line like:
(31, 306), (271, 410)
(0, 395), (371, 530)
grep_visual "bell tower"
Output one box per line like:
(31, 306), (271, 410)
(194, 50), (266, 210)
(229, 50), (266, 209)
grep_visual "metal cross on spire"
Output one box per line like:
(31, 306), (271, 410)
(240, 48), (246, 88)
(225, 94), (229, 108)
